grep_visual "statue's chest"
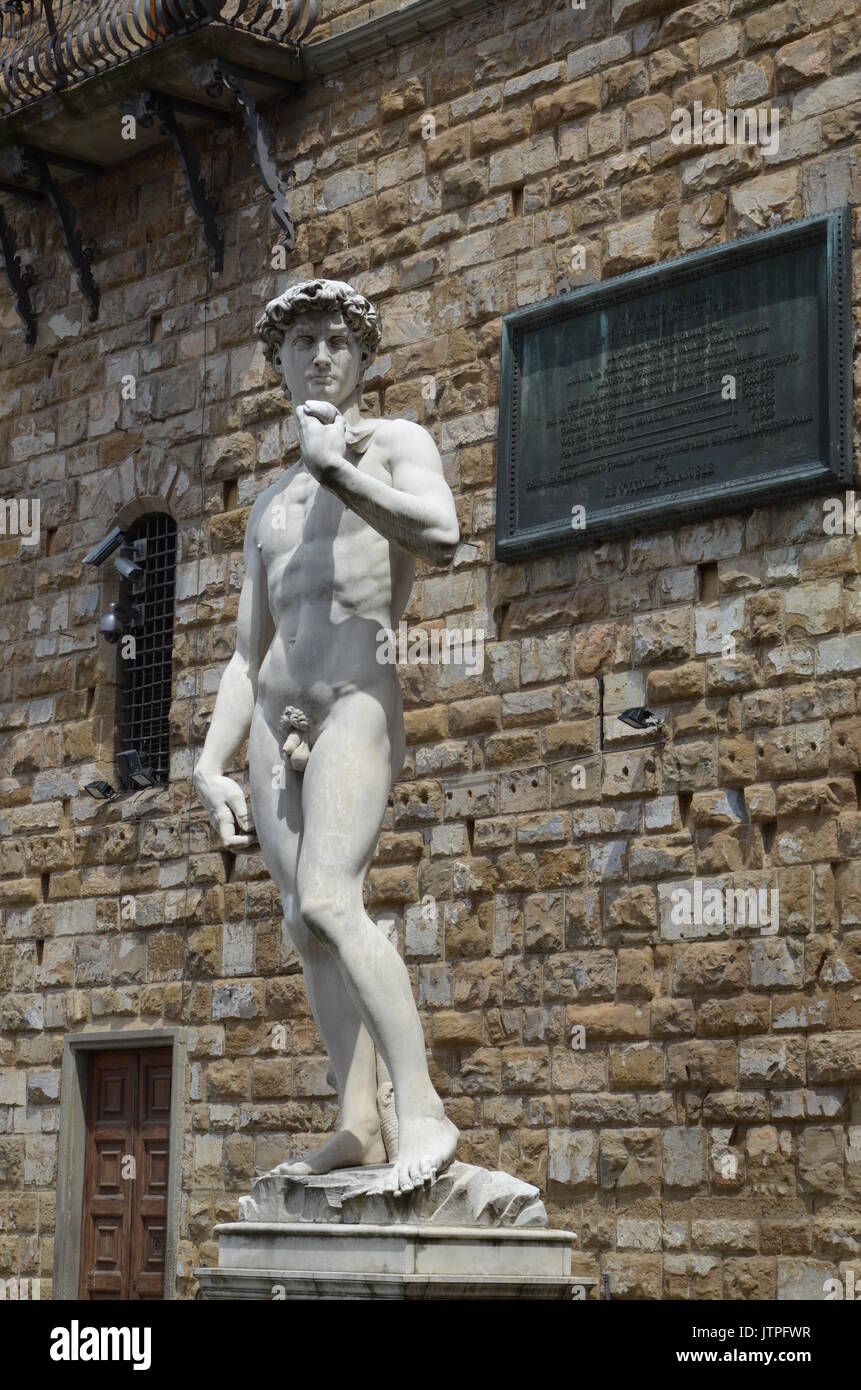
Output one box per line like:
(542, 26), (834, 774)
(256, 455), (390, 563)
(256, 471), (332, 558)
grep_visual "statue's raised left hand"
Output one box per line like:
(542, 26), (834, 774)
(295, 400), (348, 486)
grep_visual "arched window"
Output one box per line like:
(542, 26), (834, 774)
(117, 511), (177, 787)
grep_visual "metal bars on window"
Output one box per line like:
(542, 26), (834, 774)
(118, 511), (177, 787)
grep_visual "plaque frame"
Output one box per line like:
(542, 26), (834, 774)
(495, 208), (852, 562)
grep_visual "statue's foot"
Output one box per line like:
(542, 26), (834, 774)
(383, 1112), (459, 1195)
(269, 1127), (386, 1177)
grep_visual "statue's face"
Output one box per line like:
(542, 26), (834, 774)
(274, 311), (364, 407)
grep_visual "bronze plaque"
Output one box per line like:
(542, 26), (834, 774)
(496, 209), (852, 561)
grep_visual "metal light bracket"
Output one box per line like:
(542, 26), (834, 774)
(194, 56), (296, 251)
(0, 196), (36, 342)
(11, 142), (100, 320)
(126, 89), (226, 272)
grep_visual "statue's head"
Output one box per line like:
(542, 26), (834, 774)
(256, 279), (382, 409)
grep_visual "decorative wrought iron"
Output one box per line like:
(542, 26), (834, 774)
(11, 141), (99, 318)
(0, 198), (36, 340)
(196, 55), (295, 248)
(127, 88), (224, 269)
(0, 2), (319, 116)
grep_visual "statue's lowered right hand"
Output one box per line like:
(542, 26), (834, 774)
(193, 765), (255, 848)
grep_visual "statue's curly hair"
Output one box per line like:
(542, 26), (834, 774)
(256, 279), (382, 369)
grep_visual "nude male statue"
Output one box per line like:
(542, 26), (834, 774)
(193, 280), (461, 1195)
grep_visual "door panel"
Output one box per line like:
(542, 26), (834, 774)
(132, 1050), (172, 1300)
(80, 1053), (135, 1299)
(79, 1048), (172, 1300)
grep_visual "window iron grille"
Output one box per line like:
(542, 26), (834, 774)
(117, 511), (177, 788)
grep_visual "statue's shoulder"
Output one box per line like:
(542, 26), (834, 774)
(371, 416), (440, 457)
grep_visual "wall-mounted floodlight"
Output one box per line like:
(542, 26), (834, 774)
(83, 526), (126, 567)
(84, 780), (116, 801)
(618, 707), (665, 732)
(117, 749), (157, 790)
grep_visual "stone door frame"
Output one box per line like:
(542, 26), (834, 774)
(53, 1029), (186, 1301)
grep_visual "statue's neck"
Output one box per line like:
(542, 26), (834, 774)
(339, 400), (365, 428)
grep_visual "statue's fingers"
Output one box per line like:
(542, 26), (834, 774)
(214, 806), (237, 845)
(225, 786), (252, 831)
(303, 399), (338, 423)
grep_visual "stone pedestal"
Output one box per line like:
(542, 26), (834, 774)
(196, 1161), (586, 1300)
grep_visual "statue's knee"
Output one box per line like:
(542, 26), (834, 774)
(299, 896), (342, 953)
(285, 913), (311, 953)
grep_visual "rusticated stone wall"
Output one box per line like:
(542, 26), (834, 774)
(2, 0), (861, 1299)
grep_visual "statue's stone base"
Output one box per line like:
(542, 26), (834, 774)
(195, 1161), (587, 1300)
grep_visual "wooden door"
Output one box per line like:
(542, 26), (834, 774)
(79, 1048), (172, 1300)
(131, 1049), (172, 1299)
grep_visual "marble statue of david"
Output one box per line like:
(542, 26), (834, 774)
(193, 280), (461, 1195)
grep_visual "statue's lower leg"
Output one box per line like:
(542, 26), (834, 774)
(270, 933), (386, 1177)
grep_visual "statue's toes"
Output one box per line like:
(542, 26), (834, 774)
(395, 1162), (414, 1194)
(272, 1159), (311, 1176)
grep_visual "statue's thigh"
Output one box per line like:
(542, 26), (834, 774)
(298, 695), (393, 889)
(248, 707), (302, 902)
